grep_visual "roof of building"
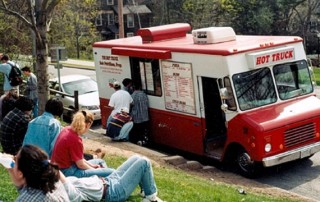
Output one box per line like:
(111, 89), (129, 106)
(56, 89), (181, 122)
(113, 5), (151, 15)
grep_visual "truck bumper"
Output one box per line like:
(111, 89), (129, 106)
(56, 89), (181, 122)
(262, 142), (320, 167)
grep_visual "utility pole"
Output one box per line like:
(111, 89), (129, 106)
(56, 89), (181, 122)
(118, 0), (124, 38)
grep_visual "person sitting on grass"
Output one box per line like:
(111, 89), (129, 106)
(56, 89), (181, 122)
(60, 154), (164, 202)
(1, 145), (164, 202)
(51, 110), (114, 178)
(23, 98), (64, 158)
(0, 96), (33, 155)
(0, 145), (69, 201)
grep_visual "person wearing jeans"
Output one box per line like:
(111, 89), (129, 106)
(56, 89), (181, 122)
(51, 110), (114, 178)
(60, 155), (164, 202)
(105, 155), (161, 202)
(107, 107), (133, 141)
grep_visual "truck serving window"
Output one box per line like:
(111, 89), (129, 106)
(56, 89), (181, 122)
(130, 58), (162, 96)
(233, 67), (277, 111)
(273, 60), (313, 100)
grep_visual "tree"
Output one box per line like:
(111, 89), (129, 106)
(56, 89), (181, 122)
(49, 0), (98, 59)
(183, 0), (224, 29)
(0, 0), (61, 114)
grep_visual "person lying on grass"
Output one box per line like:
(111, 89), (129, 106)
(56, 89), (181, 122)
(0, 145), (164, 202)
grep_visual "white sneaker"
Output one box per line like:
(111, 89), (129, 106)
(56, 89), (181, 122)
(140, 190), (145, 197)
(142, 196), (164, 202)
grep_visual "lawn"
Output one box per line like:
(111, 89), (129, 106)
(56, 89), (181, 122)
(312, 67), (320, 86)
(0, 154), (301, 202)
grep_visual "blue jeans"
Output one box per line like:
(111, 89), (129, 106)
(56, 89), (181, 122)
(61, 159), (115, 178)
(113, 122), (133, 141)
(32, 97), (38, 118)
(105, 155), (158, 202)
(106, 115), (112, 127)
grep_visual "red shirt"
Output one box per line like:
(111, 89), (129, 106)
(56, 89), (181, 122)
(51, 126), (83, 169)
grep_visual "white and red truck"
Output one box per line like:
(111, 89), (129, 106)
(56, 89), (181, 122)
(93, 23), (320, 177)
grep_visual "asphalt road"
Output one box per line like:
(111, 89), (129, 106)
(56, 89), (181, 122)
(52, 62), (320, 202)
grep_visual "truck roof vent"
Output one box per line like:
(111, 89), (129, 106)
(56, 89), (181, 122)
(137, 23), (191, 43)
(192, 27), (236, 44)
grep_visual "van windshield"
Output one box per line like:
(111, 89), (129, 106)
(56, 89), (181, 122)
(273, 60), (313, 100)
(233, 67), (277, 111)
(63, 79), (98, 95)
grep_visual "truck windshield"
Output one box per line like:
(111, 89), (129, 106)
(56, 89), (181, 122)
(273, 60), (313, 100)
(233, 67), (277, 111)
(233, 60), (313, 111)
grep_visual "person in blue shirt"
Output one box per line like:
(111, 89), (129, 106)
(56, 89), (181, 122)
(0, 54), (14, 93)
(21, 66), (38, 117)
(23, 98), (64, 157)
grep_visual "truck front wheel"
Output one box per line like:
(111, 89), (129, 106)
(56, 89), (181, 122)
(237, 148), (260, 178)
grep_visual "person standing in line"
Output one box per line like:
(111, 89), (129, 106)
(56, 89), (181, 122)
(51, 110), (114, 178)
(106, 81), (133, 127)
(130, 81), (150, 145)
(21, 66), (38, 117)
(0, 96), (34, 155)
(107, 107), (133, 141)
(1, 87), (19, 120)
(122, 78), (134, 94)
(0, 145), (69, 201)
(22, 98), (64, 158)
(0, 55), (14, 94)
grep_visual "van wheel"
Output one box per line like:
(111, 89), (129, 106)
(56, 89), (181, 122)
(63, 109), (75, 123)
(236, 148), (260, 178)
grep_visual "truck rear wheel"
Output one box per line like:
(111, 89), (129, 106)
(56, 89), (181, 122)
(237, 148), (260, 178)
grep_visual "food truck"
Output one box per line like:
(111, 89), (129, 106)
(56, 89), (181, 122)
(93, 23), (320, 177)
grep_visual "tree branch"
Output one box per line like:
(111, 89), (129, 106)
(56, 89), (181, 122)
(0, 0), (32, 28)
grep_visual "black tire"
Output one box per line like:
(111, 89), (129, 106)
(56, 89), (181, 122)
(63, 109), (75, 123)
(236, 148), (261, 178)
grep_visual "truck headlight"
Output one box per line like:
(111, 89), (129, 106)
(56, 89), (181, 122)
(265, 143), (272, 152)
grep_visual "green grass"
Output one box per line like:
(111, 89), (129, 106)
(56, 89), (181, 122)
(0, 154), (300, 202)
(313, 67), (320, 86)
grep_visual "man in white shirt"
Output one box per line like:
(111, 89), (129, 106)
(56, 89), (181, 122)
(106, 81), (133, 127)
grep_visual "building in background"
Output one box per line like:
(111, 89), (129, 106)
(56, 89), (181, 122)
(96, 0), (152, 40)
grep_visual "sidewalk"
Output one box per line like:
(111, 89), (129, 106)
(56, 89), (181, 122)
(49, 58), (95, 70)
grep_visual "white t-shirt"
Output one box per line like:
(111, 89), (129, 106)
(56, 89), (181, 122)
(108, 89), (133, 116)
(63, 175), (104, 202)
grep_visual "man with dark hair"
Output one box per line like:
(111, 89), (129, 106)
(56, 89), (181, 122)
(23, 98), (64, 157)
(130, 81), (150, 145)
(0, 54), (14, 93)
(1, 87), (19, 119)
(21, 66), (38, 117)
(122, 78), (134, 94)
(0, 96), (33, 155)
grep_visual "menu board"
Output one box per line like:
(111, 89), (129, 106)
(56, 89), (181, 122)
(162, 61), (195, 114)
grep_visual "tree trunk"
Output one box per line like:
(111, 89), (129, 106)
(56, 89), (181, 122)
(35, 27), (49, 115)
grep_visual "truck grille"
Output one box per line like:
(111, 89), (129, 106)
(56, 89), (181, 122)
(284, 123), (315, 148)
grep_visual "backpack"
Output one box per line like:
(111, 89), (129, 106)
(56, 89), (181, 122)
(7, 63), (23, 86)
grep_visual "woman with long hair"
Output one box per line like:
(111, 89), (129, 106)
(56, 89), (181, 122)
(51, 110), (114, 178)
(1, 145), (69, 201)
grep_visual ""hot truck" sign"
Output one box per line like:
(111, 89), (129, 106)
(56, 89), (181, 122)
(247, 47), (295, 69)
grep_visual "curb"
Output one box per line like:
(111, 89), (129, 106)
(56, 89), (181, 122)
(86, 128), (318, 202)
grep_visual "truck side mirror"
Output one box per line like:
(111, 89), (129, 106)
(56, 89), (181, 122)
(221, 103), (228, 112)
(219, 87), (229, 100)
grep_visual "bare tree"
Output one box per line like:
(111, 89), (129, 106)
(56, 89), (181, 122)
(0, 0), (61, 114)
